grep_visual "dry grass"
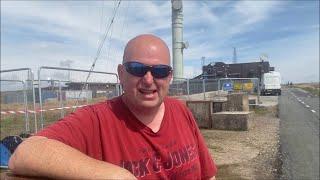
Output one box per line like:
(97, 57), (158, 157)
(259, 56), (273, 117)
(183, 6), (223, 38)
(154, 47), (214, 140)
(1, 97), (108, 111)
(293, 83), (320, 96)
(0, 97), (109, 139)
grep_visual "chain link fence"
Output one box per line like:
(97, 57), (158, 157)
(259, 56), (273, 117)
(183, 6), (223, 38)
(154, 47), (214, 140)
(37, 66), (120, 129)
(1, 66), (121, 138)
(1, 66), (261, 138)
(168, 78), (260, 101)
(0, 68), (36, 139)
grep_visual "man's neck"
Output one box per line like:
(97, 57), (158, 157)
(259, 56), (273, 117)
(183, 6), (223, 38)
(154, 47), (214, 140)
(121, 96), (165, 133)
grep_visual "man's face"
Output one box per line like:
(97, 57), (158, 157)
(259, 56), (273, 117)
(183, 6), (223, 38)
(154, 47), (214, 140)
(118, 58), (172, 110)
(118, 37), (172, 110)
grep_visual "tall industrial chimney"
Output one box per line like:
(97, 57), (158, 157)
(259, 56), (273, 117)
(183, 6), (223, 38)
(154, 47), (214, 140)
(233, 47), (237, 64)
(171, 0), (187, 80)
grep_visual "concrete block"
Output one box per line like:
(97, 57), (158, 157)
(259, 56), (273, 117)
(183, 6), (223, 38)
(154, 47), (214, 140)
(249, 99), (256, 104)
(226, 93), (249, 112)
(248, 95), (258, 110)
(212, 111), (253, 131)
(206, 90), (228, 101)
(212, 101), (228, 113)
(212, 96), (228, 102)
(186, 100), (212, 128)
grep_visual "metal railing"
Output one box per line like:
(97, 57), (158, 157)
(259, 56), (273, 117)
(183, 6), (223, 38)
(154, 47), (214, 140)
(38, 66), (120, 129)
(0, 68), (37, 133)
(168, 77), (260, 101)
(1, 66), (262, 137)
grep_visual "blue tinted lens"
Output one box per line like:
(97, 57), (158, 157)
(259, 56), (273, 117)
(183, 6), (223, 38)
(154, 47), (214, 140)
(152, 65), (172, 78)
(125, 62), (146, 77)
(124, 62), (171, 78)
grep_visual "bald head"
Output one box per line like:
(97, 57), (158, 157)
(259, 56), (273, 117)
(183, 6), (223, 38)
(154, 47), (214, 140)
(123, 34), (170, 65)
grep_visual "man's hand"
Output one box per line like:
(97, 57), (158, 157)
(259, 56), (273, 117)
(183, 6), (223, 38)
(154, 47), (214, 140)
(9, 136), (136, 179)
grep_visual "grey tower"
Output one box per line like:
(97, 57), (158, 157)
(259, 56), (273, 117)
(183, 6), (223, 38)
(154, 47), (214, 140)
(171, 0), (188, 80)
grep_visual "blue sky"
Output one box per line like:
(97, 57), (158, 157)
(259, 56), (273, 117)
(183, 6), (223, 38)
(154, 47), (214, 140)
(1, 0), (319, 83)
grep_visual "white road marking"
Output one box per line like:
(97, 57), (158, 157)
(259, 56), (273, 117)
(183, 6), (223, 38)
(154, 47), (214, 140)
(301, 101), (305, 104)
(306, 105), (310, 108)
(311, 110), (316, 113)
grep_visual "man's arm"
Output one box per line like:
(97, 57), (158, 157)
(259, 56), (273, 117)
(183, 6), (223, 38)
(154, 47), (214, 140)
(9, 136), (136, 179)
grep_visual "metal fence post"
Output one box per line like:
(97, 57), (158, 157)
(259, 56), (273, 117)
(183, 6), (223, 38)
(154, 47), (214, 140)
(0, 68), (37, 134)
(59, 80), (64, 118)
(38, 68), (44, 129)
(37, 66), (120, 126)
(86, 83), (89, 104)
(31, 72), (38, 133)
(202, 79), (206, 100)
(22, 81), (29, 132)
(257, 82), (261, 104)
(187, 79), (190, 99)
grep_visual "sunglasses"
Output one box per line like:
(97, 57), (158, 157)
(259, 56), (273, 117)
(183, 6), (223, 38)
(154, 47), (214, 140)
(123, 61), (172, 78)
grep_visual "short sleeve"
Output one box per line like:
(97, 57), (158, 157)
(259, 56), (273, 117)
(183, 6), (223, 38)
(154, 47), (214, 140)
(35, 106), (97, 154)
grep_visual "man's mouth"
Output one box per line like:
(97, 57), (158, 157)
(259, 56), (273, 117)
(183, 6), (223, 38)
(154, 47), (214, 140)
(138, 89), (157, 95)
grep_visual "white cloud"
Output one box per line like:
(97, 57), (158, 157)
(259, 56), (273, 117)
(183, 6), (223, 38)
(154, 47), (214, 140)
(234, 1), (283, 25)
(1, 0), (318, 83)
(1, 1), (172, 81)
(240, 31), (319, 83)
(184, 66), (202, 79)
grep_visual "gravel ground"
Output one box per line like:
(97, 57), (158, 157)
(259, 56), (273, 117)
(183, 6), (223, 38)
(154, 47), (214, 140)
(201, 105), (280, 180)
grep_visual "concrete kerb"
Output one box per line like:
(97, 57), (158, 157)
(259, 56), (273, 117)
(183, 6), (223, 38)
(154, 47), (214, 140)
(186, 100), (213, 129)
(185, 91), (255, 131)
(212, 111), (253, 131)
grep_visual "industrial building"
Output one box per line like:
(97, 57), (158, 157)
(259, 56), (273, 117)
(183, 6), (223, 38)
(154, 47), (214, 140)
(195, 61), (275, 79)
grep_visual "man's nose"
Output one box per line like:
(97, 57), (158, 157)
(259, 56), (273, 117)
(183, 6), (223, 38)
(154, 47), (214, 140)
(142, 71), (154, 85)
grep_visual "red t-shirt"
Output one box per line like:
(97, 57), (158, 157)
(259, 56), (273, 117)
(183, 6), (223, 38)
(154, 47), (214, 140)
(36, 96), (217, 179)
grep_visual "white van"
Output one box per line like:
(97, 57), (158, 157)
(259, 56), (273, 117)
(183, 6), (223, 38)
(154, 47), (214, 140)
(261, 71), (281, 96)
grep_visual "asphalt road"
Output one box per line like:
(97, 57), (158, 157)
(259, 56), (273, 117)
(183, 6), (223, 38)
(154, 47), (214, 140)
(279, 87), (319, 180)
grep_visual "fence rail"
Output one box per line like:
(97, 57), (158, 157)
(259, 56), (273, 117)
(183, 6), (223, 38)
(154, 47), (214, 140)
(1, 67), (261, 138)
(0, 68), (37, 137)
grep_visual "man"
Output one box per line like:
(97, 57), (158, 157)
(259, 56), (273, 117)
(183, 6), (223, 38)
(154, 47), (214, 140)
(9, 34), (217, 179)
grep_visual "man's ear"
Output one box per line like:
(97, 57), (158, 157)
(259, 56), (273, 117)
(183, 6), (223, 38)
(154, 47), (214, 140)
(117, 64), (124, 84)
(168, 71), (173, 83)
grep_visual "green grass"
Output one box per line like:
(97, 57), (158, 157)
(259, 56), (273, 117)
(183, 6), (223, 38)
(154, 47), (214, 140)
(299, 86), (320, 96)
(0, 115), (26, 139)
(0, 111), (67, 139)
(0, 97), (108, 140)
(253, 107), (269, 115)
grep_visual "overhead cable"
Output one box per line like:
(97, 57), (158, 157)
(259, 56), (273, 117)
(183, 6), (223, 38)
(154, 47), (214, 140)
(73, 0), (122, 110)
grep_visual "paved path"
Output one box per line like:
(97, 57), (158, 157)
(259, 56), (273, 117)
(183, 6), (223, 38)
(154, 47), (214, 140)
(279, 88), (319, 180)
